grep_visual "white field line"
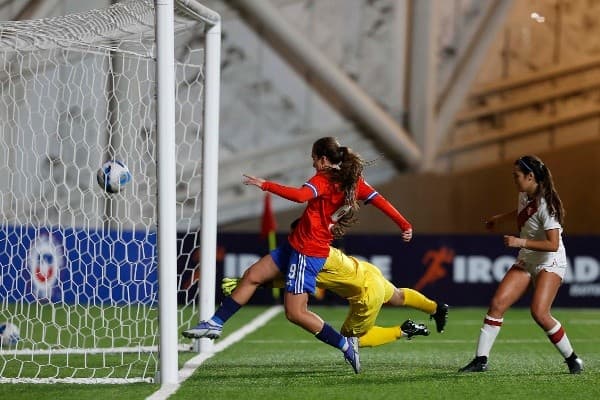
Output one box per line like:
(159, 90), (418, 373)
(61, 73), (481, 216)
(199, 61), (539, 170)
(0, 344), (194, 356)
(146, 305), (283, 400)
(0, 377), (153, 384)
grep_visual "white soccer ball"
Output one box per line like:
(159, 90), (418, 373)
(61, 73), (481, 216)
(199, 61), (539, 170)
(96, 160), (132, 193)
(0, 322), (20, 347)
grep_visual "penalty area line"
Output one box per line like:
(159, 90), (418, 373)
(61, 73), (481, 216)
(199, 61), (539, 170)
(146, 305), (283, 400)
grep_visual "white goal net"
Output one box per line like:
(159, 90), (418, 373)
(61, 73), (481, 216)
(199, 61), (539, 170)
(0, 0), (219, 383)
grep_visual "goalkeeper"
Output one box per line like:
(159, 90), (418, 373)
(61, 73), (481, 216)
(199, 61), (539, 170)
(222, 245), (449, 347)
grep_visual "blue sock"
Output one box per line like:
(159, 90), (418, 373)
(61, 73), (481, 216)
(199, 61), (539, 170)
(315, 323), (348, 351)
(212, 296), (241, 325)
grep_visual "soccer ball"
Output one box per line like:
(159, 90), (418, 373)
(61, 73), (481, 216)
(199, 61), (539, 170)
(0, 322), (20, 347)
(96, 160), (132, 193)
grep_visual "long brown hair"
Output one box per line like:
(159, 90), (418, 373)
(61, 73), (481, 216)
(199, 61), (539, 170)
(515, 155), (564, 224)
(312, 137), (364, 237)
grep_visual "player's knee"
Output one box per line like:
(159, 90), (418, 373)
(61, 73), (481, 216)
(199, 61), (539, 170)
(283, 307), (303, 325)
(530, 305), (550, 325)
(388, 288), (404, 306)
(241, 267), (265, 286)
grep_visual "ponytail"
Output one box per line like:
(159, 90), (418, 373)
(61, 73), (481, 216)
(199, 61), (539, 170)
(312, 137), (365, 237)
(540, 163), (565, 225)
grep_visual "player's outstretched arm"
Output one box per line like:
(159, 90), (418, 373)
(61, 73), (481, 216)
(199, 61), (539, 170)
(369, 194), (412, 242)
(356, 179), (412, 241)
(243, 174), (314, 203)
(484, 209), (517, 231)
(242, 174), (265, 188)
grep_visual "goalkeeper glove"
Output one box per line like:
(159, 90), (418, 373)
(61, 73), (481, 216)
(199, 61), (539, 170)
(221, 277), (241, 296)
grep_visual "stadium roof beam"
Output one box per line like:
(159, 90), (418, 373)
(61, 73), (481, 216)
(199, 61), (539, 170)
(433, 0), (514, 164)
(406, 0), (513, 171)
(228, 0), (422, 170)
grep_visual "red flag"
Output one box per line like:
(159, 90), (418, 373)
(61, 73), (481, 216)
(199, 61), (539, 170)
(260, 193), (277, 240)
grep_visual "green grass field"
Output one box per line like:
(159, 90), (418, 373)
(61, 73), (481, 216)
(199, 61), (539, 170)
(1, 306), (598, 400)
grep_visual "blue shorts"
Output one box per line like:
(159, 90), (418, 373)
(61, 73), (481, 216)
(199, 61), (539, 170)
(270, 241), (326, 295)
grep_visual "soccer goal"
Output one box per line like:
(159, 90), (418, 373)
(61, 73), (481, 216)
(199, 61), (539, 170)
(0, 0), (220, 384)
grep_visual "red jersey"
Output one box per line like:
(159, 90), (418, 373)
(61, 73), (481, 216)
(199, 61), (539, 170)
(261, 173), (412, 257)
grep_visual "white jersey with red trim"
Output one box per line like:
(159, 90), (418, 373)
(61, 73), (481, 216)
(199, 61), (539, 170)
(517, 192), (567, 267)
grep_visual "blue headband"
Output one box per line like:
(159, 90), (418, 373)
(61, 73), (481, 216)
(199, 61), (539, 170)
(518, 158), (533, 174)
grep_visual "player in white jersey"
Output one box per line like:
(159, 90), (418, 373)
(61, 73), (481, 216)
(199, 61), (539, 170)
(460, 155), (583, 374)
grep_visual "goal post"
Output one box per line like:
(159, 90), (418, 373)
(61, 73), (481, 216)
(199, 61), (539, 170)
(0, 0), (220, 384)
(156, 0), (179, 385)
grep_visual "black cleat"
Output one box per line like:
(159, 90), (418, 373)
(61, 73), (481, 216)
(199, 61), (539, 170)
(459, 356), (488, 372)
(565, 353), (583, 374)
(430, 303), (449, 333)
(401, 319), (430, 339)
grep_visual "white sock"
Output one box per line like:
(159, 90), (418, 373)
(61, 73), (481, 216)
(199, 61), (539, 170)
(546, 321), (574, 358)
(476, 315), (503, 357)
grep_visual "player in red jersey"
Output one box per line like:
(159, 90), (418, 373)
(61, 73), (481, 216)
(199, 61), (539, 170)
(183, 137), (412, 373)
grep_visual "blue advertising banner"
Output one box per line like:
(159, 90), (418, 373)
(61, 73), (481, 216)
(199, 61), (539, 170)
(0, 225), (157, 305)
(213, 233), (600, 307)
(2, 226), (597, 308)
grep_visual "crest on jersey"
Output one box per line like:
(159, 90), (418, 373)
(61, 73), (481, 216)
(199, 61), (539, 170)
(27, 233), (64, 300)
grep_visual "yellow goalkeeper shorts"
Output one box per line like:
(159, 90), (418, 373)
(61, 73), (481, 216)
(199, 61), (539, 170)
(340, 262), (395, 337)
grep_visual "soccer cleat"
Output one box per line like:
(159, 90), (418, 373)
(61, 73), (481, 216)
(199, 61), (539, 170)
(343, 337), (360, 374)
(459, 356), (488, 372)
(430, 303), (449, 333)
(401, 319), (430, 339)
(565, 353), (583, 374)
(182, 320), (223, 339)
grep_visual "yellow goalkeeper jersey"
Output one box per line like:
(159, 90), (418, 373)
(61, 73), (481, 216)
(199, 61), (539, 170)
(317, 247), (367, 300)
